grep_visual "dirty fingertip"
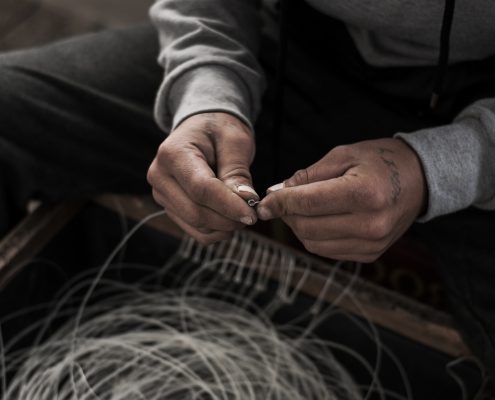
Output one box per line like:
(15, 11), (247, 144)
(266, 182), (285, 194)
(237, 184), (259, 198)
(257, 206), (273, 221)
(240, 215), (256, 225)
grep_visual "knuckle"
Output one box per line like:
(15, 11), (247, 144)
(222, 221), (243, 232)
(189, 219), (204, 232)
(265, 194), (284, 217)
(151, 189), (166, 209)
(286, 192), (309, 215)
(302, 239), (318, 254)
(189, 180), (210, 202)
(360, 254), (380, 263)
(289, 169), (310, 187)
(334, 254), (377, 263)
(230, 131), (252, 147)
(352, 184), (373, 206)
(373, 241), (389, 256)
(147, 164), (157, 185)
(176, 206), (200, 227)
(157, 142), (173, 161)
(220, 163), (251, 182)
(197, 231), (232, 246)
(351, 184), (387, 210)
(188, 210), (239, 233)
(218, 231), (234, 242)
(368, 188), (389, 210)
(367, 218), (392, 240)
(289, 217), (303, 235)
(299, 194), (317, 215)
(197, 227), (212, 234)
(204, 214), (239, 232)
(306, 164), (323, 182)
(151, 188), (160, 202)
(195, 235), (214, 247)
(189, 212), (207, 230)
(291, 218), (311, 240)
(330, 145), (352, 159)
(332, 144), (349, 154)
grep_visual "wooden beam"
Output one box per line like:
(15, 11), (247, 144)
(0, 200), (84, 289)
(94, 194), (469, 357)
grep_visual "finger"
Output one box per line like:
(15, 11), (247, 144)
(283, 214), (391, 241)
(215, 120), (259, 202)
(152, 189), (212, 234)
(258, 175), (369, 220)
(326, 253), (382, 263)
(299, 238), (387, 259)
(235, 184), (260, 203)
(282, 145), (356, 188)
(165, 210), (233, 246)
(151, 181), (245, 232)
(169, 149), (257, 224)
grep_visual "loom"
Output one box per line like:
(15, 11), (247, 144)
(0, 195), (487, 399)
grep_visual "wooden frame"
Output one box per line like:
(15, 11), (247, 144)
(0, 194), (470, 358)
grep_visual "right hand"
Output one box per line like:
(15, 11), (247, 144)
(147, 112), (259, 245)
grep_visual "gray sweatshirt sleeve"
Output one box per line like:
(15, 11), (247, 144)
(149, 0), (265, 133)
(395, 99), (495, 221)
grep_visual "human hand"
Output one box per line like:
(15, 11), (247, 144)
(256, 138), (427, 262)
(147, 112), (259, 245)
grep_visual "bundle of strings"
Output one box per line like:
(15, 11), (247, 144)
(1, 211), (410, 399)
(3, 287), (361, 399)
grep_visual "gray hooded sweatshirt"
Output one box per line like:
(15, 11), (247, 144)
(149, 0), (495, 221)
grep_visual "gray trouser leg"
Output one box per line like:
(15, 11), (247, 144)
(0, 25), (164, 233)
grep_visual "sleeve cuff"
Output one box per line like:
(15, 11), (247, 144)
(154, 65), (255, 133)
(395, 119), (491, 222)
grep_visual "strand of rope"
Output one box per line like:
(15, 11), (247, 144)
(0, 214), (416, 400)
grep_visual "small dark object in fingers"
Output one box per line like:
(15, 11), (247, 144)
(247, 199), (260, 207)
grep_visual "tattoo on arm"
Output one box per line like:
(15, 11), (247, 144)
(380, 156), (401, 204)
(377, 147), (395, 155)
(376, 148), (401, 204)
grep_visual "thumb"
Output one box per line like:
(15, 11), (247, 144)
(268, 150), (352, 193)
(216, 127), (259, 202)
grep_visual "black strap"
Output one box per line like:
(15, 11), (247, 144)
(272, 0), (290, 182)
(430, 0), (456, 109)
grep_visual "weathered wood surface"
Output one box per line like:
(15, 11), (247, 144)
(95, 194), (470, 358)
(0, 200), (84, 290)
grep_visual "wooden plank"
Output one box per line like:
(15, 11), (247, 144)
(0, 200), (85, 289)
(94, 194), (469, 357)
(264, 252), (470, 357)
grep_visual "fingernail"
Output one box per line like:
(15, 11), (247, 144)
(267, 182), (285, 194)
(237, 185), (259, 198)
(240, 216), (255, 225)
(257, 206), (273, 220)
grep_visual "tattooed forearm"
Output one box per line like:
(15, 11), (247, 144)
(377, 147), (395, 155)
(380, 156), (401, 204)
(376, 147), (401, 203)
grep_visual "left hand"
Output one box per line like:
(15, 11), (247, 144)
(256, 138), (427, 263)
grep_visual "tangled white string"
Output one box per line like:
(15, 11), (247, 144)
(1, 215), (409, 400)
(3, 286), (361, 400)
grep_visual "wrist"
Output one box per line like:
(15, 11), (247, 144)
(394, 137), (428, 218)
(166, 66), (256, 133)
(174, 112), (253, 137)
